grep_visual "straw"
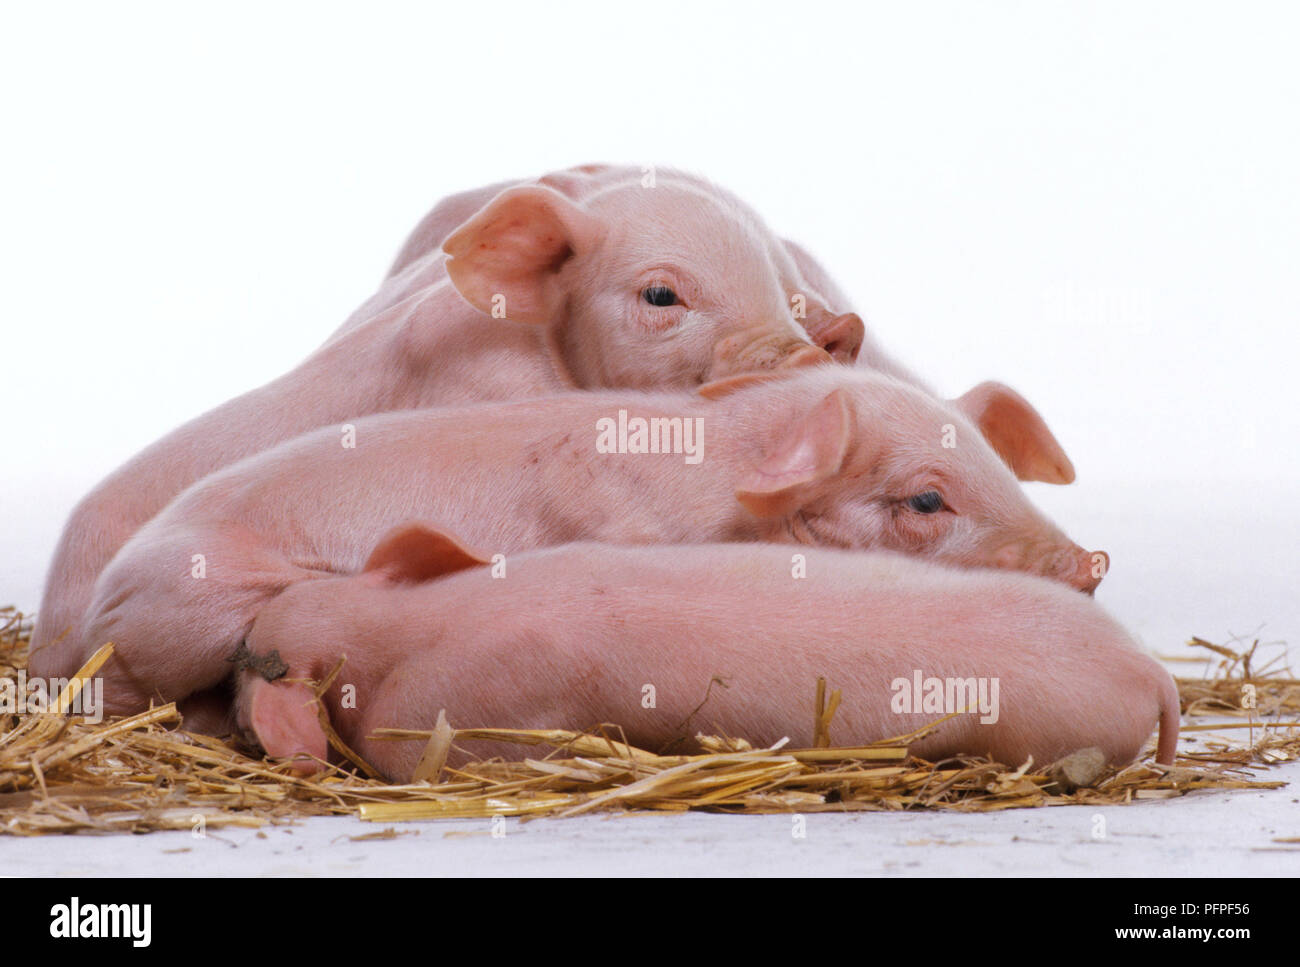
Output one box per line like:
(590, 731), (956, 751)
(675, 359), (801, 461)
(1, 606), (1295, 835)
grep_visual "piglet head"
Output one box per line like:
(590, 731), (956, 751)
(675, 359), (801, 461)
(442, 174), (842, 389)
(717, 370), (1107, 593)
(234, 522), (491, 774)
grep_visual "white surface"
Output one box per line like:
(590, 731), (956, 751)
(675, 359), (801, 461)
(5, 767), (1299, 877)
(1032, 480), (1299, 656)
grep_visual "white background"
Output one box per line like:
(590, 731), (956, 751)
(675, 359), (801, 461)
(2, 1), (1298, 647)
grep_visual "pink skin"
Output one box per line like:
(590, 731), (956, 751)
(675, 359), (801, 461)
(385, 164), (1071, 482)
(236, 526), (1178, 781)
(387, 163), (894, 378)
(70, 367), (1102, 720)
(29, 166), (849, 674)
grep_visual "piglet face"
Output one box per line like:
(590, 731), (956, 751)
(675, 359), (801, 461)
(561, 181), (842, 386)
(732, 373), (1107, 593)
(817, 421), (1104, 593)
(443, 178), (844, 389)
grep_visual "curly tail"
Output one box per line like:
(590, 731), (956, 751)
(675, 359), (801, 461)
(1155, 670), (1181, 765)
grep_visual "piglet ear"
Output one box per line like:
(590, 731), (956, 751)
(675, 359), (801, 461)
(442, 185), (602, 325)
(243, 678), (328, 776)
(362, 522), (491, 586)
(953, 381), (1076, 485)
(736, 388), (852, 518)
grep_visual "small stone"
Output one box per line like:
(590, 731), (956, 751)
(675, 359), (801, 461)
(1046, 747), (1107, 792)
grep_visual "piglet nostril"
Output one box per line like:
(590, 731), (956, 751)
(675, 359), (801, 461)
(805, 311), (865, 364)
(823, 312), (865, 364)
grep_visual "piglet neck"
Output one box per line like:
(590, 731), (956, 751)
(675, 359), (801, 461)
(684, 392), (787, 542)
(362, 284), (571, 410)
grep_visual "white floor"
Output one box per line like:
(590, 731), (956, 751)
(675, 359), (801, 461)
(8, 765), (1299, 877)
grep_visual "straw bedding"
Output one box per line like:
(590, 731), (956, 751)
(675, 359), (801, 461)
(2, 606), (1296, 836)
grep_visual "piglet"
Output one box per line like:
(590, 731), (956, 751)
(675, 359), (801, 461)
(71, 367), (1102, 719)
(31, 166), (844, 673)
(236, 525), (1179, 780)
(387, 163), (911, 381)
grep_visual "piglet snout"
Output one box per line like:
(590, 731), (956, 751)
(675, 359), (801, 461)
(992, 541), (1108, 594)
(1049, 546), (1108, 595)
(806, 311), (865, 364)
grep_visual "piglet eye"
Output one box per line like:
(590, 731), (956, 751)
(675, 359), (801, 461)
(642, 285), (679, 307)
(906, 491), (945, 514)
